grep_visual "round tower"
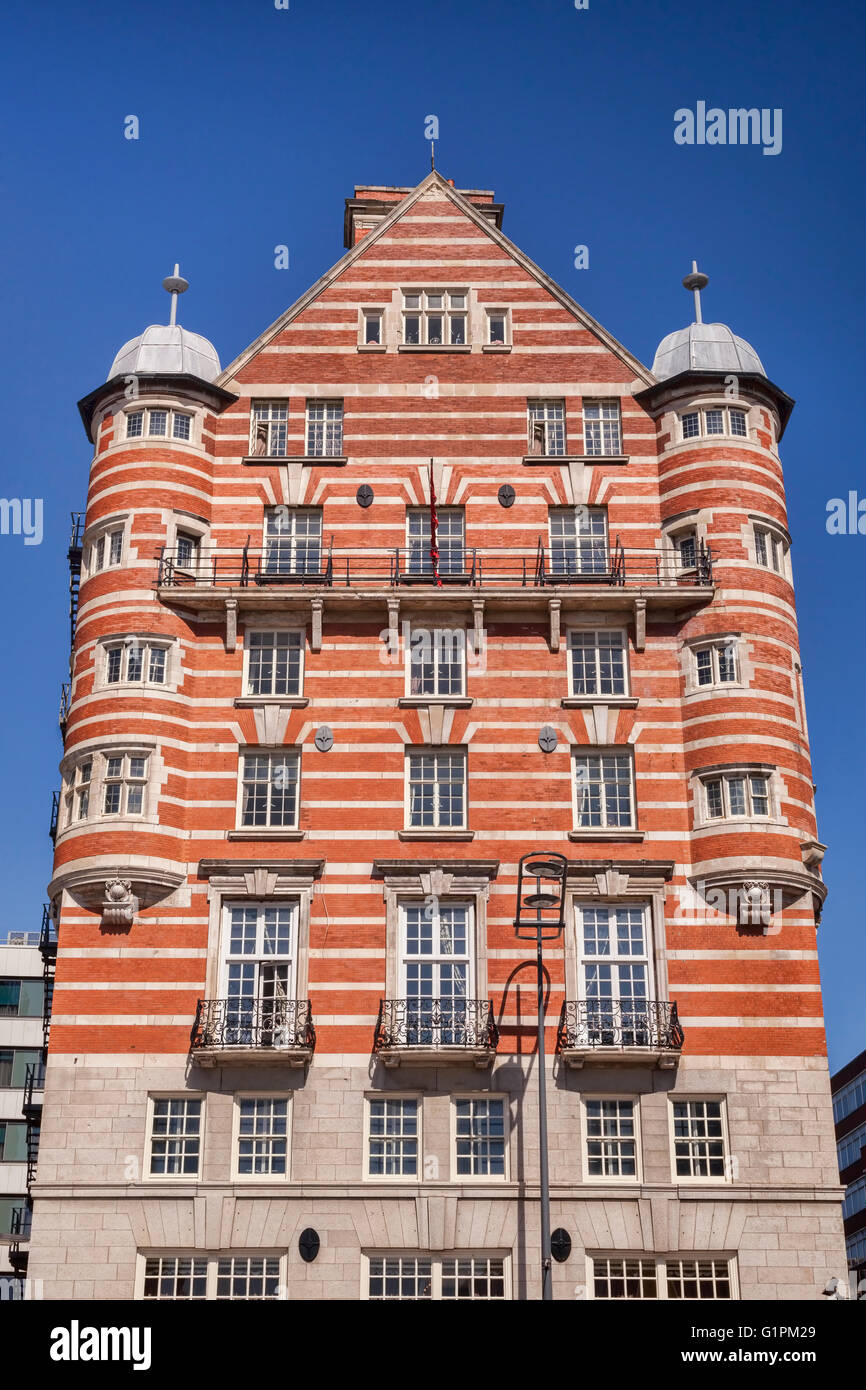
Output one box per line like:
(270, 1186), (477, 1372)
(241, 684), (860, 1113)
(50, 270), (236, 925)
(636, 266), (825, 933)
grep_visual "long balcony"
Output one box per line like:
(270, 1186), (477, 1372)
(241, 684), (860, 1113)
(374, 998), (498, 1068)
(557, 999), (684, 1069)
(190, 997), (315, 1067)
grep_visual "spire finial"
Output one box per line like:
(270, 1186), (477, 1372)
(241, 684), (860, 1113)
(430, 140), (435, 172)
(682, 260), (709, 325)
(162, 263), (189, 327)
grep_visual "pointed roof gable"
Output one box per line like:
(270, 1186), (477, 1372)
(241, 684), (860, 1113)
(217, 171), (653, 386)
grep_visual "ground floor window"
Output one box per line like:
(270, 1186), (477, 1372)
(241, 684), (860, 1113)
(139, 1253), (283, 1300)
(365, 1252), (508, 1300)
(591, 1254), (735, 1299)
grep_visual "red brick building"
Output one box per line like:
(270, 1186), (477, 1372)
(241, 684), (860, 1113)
(25, 171), (845, 1300)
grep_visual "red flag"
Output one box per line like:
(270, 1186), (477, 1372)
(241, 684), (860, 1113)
(429, 459), (442, 587)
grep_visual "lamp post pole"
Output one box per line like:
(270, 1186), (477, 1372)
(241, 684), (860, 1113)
(515, 851), (567, 1302)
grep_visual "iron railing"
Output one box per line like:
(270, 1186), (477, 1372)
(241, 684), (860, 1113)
(156, 540), (714, 593)
(59, 682), (70, 732)
(48, 791), (60, 843)
(68, 511), (84, 648)
(374, 998), (499, 1052)
(25, 1126), (40, 1189)
(557, 999), (684, 1052)
(22, 1062), (45, 1120)
(39, 905), (58, 962)
(190, 998), (315, 1052)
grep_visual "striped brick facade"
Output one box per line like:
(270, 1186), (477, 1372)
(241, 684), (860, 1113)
(27, 172), (845, 1300)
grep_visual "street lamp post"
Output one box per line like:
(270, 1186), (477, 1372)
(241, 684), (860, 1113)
(514, 850), (568, 1301)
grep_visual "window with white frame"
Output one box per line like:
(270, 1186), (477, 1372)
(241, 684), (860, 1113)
(583, 399), (622, 456)
(239, 752), (300, 828)
(568, 630), (628, 697)
(672, 1099), (727, 1178)
(486, 309), (509, 344)
(175, 530), (200, 571)
(584, 1099), (638, 1178)
(263, 507), (323, 577)
(549, 507), (609, 576)
(591, 1255), (734, 1300)
(362, 309), (383, 345)
(102, 752), (149, 815)
(402, 290), (467, 346)
(400, 901), (472, 1041)
(406, 507), (465, 578)
(87, 525), (124, 574)
(367, 1097), (420, 1178)
(673, 527), (697, 571)
(528, 399), (566, 456)
(573, 751), (635, 830)
(221, 902), (298, 1043)
(680, 407), (748, 441)
(834, 1070), (866, 1124)
(235, 1096), (289, 1177)
(147, 1097), (202, 1177)
(104, 638), (169, 687)
(125, 408), (193, 442)
(366, 1254), (507, 1300)
(754, 523), (788, 574)
(250, 401), (288, 457)
(693, 639), (738, 688)
(141, 1254), (283, 1300)
(454, 1097), (506, 1178)
(409, 626), (466, 697)
(72, 758), (92, 821)
(305, 399), (343, 456)
(406, 749), (466, 829)
(701, 770), (770, 821)
(577, 904), (651, 1043)
(245, 631), (303, 697)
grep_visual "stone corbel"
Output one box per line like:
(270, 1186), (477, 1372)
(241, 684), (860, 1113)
(548, 598), (562, 654)
(387, 597), (400, 657)
(225, 598), (238, 654)
(102, 875), (139, 929)
(633, 597), (647, 652)
(310, 598), (323, 653)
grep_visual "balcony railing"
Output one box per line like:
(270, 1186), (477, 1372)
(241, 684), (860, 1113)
(22, 1062), (45, 1120)
(48, 791), (60, 843)
(25, 1127), (40, 1189)
(374, 998), (499, 1053)
(59, 682), (70, 732)
(39, 905), (58, 962)
(557, 999), (684, 1054)
(190, 998), (315, 1053)
(156, 540), (713, 593)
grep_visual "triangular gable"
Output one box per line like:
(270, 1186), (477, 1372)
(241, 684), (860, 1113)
(217, 170), (654, 385)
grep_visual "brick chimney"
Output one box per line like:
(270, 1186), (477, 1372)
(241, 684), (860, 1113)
(343, 182), (504, 247)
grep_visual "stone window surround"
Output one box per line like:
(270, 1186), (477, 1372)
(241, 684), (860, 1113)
(660, 508), (708, 580)
(239, 624), (307, 703)
(689, 761), (785, 832)
(374, 859), (497, 1001)
(662, 392), (758, 449)
(362, 1092), (423, 1184)
(143, 1093), (205, 1183)
(681, 631), (751, 696)
(371, 288), (514, 355)
(121, 401), (200, 449)
(95, 631), (180, 693)
(232, 746), (303, 837)
(565, 624), (632, 701)
(403, 745), (469, 836)
(562, 862), (673, 1003)
(83, 512), (129, 578)
(133, 1250), (287, 1301)
(749, 513), (793, 581)
(166, 509), (211, 570)
(58, 737), (162, 835)
(199, 859), (323, 1004)
(570, 744), (640, 840)
(666, 1095), (732, 1186)
(449, 1092), (511, 1184)
(230, 1091), (293, 1184)
(586, 1251), (738, 1300)
(361, 1250), (512, 1301)
(579, 1093), (643, 1185)
(402, 617), (469, 701)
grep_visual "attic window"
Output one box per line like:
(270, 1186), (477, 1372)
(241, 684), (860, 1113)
(402, 290), (467, 347)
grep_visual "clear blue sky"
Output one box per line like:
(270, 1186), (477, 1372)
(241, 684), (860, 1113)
(1, 0), (862, 1069)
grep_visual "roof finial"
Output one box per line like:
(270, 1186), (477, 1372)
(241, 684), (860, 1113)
(162, 263), (189, 327)
(430, 139), (435, 172)
(682, 260), (709, 325)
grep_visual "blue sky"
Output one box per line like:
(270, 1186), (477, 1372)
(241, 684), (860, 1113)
(0, 0), (863, 1068)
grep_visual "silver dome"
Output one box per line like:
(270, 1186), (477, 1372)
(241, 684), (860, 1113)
(108, 323), (221, 383)
(652, 321), (765, 380)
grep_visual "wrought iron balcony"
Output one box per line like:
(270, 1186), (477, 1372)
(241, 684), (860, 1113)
(374, 998), (498, 1066)
(557, 999), (683, 1068)
(39, 905), (58, 963)
(190, 998), (315, 1066)
(156, 539), (713, 595)
(22, 1062), (45, 1121)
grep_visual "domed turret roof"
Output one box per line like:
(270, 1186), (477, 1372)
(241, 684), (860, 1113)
(651, 262), (765, 381)
(106, 265), (220, 383)
(108, 323), (221, 382)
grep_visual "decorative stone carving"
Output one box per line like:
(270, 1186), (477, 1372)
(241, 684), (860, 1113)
(739, 880), (771, 926)
(102, 875), (139, 928)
